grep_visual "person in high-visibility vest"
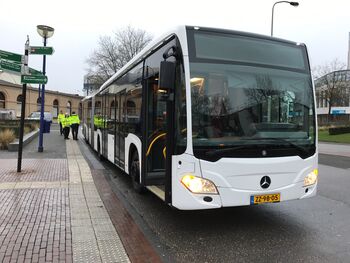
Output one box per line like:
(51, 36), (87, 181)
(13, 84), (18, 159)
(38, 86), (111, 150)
(69, 111), (80, 140)
(62, 113), (71, 140)
(57, 110), (65, 136)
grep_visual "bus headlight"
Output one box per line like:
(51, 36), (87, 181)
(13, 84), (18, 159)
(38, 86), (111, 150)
(304, 169), (318, 187)
(181, 174), (218, 194)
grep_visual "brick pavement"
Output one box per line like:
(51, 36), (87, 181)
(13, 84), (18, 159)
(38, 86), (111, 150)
(0, 159), (68, 183)
(0, 138), (130, 263)
(0, 159), (72, 263)
(0, 128), (163, 263)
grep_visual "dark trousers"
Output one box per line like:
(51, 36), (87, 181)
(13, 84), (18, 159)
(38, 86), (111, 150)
(59, 123), (63, 135)
(71, 124), (79, 140)
(63, 127), (70, 139)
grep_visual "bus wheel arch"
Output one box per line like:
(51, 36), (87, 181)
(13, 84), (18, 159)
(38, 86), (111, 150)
(129, 145), (144, 193)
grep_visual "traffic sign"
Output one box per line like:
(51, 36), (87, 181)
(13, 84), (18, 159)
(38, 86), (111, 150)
(0, 50), (22, 63)
(0, 59), (21, 72)
(21, 75), (48, 84)
(30, 46), (54, 55)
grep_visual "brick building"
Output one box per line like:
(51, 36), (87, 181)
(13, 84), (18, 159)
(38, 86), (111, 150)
(0, 71), (83, 118)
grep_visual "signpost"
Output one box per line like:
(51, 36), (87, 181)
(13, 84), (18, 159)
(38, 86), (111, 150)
(30, 46), (54, 55)
(1, 27), (54, 169)
(0, 59), (21, 72)
(17, 38), (30, 173)
(0, 50), (23, 63)
(21, 75), (48, 84)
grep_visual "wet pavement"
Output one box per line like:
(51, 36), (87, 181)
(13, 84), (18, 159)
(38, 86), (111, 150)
(0, 125), (160, 263)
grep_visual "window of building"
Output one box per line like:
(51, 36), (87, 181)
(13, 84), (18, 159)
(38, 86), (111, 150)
(0, 92), (5, 109)
(53, 99), (59, 117)
(16, 95), (22, 117)
(37, 97), (42, 111)
(110, 100), (115, 120)
(324, 91), (328, 107)
(79, 103), (82, 117)
(126, 100), (136, 115)
(67, 101), (72, 115)
(95, 101), (101, 115)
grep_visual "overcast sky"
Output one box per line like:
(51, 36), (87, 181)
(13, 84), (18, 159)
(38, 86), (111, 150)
(0, 0), (349, 95)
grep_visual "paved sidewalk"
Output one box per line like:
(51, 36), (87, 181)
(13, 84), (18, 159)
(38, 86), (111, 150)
(66, 140), (129, 263)
(318, 142), (350, 157)
(0, 159), (72, 263)
(0, 130), (130, 262)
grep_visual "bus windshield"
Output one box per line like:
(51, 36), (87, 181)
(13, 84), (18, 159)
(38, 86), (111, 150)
(188, 30), (316, 160)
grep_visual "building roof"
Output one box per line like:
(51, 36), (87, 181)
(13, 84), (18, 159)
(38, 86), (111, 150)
(0, 71), (83, 99)
(315, 69), (350, 89)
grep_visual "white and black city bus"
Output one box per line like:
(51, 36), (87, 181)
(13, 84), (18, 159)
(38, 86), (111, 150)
(82, 26), (318, 210)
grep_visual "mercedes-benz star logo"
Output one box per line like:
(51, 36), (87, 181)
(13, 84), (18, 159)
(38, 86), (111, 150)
(260, 176), (271, 189)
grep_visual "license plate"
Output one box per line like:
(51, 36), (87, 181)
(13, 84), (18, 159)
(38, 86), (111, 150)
(250, 193), (280, 204)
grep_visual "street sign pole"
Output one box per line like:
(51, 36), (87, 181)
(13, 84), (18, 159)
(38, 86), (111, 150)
(38, 36), (47, 152)
(17, 37), (29, 173)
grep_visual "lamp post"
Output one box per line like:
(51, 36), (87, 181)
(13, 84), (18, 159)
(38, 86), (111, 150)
(271, 1), (299, 37)
(37, 25), (54, 152)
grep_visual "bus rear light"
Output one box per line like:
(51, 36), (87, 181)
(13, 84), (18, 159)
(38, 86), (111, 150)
(304, 169), (318, 187)
(181, 174), (218, 194)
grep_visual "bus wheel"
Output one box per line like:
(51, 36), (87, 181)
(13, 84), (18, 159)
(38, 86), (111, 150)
(130, 152), (144, 193)
(97, 137), (103, 160)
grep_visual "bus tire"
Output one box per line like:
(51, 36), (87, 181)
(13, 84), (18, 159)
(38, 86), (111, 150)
(97, 137), (103, 160)
(130, 151), (144, 193)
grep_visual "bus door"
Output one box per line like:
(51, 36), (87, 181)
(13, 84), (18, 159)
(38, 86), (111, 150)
(143, 74), (167, 186)
(115, 91), (126, 167)
(90, 96), (95, 149)
(141, 42), (177, 205)
(102, 93), (108, 157)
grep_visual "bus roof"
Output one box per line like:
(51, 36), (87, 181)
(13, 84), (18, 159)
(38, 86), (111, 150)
(84, 25), (305, 98)
(98, 25), (188, 93)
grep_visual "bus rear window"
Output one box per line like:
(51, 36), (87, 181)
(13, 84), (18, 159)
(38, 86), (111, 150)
(192, 32), (306, 71)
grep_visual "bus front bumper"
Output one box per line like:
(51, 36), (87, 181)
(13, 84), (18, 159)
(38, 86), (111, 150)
(172, 181), (317, 210)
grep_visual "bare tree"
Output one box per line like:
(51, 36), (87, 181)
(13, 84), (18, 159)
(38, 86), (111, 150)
(85, 25), (152, 93)
(314, 59), (348, 123)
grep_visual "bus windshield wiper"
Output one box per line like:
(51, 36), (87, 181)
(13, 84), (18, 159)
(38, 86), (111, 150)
(205, 138), (310, 157)
(206, 144), (257, 156)
(258, 138), (310, 155)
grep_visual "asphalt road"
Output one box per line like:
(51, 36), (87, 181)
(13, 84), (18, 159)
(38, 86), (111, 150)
(86, 145), (350, 263)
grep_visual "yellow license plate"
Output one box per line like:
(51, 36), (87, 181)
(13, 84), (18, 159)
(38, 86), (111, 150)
(251, 193), (280, 204)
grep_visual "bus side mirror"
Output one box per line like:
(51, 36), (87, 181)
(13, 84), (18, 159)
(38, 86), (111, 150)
(159, 61), (175, 91)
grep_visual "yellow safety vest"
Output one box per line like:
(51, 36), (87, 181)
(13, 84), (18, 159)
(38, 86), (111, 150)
(61, 117), (70, 128)
(94, 115), (102, 128)
(58, 113), (65, 124)
(69, 114), (80, 125)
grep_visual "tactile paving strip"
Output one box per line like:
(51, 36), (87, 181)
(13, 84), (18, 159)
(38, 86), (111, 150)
(98, 240), (130, 263)
(67, 140), (130, 263)
(73, 240), (101, 263)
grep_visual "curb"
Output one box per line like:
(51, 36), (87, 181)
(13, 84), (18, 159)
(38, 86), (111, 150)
(8, 129), (39, 152)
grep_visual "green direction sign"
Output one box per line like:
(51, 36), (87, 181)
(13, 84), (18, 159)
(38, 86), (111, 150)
(29, 67), (42, 75)
(30, 46), (54, 55)
(0, 59), (21, 72)
(0, 50), (22, 63)
(21, 75), (48, 84)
